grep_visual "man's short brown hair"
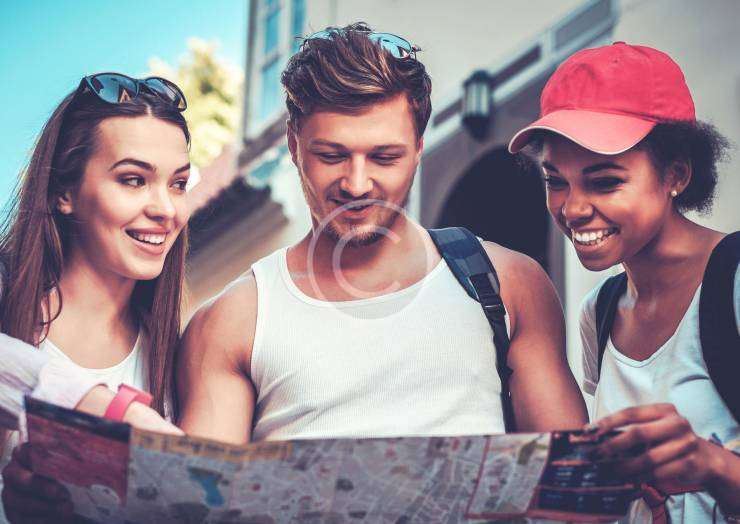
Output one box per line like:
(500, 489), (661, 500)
(281, 22), (432, 138)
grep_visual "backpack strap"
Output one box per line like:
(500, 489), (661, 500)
(594, 273), (628, 377)
(427, 227), (516, 432)
(699, 231), (740, 424)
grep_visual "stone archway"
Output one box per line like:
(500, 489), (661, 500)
(435, 147), (550, 271)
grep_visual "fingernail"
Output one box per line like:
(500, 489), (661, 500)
(583, 423), (600, 434)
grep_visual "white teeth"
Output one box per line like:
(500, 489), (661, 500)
(572, 228), (617, 246)
(343, 202), (370, 210)
(129, 232), (165, 245)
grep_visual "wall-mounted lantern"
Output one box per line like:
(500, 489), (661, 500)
(462, 70), (495, 141)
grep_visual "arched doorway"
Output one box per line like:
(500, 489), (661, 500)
(435, 147), (550, 272)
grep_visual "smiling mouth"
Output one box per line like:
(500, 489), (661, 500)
(571, 227), (619, 247)
(332, 199), (374, 212)
(126, 231), (166, 246)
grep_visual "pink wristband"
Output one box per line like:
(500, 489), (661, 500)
(103, 384), (153, 421)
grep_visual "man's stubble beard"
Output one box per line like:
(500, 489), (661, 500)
(325, 212), (393, 247)
(314, 190), (412, 249)
(297, 165), (414, 248)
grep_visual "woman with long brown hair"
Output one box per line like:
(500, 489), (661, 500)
(0, 73), (191, 522)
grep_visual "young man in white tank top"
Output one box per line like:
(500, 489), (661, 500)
(176, 23), (589, 445)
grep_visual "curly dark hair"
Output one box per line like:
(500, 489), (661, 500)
(281, 22), (432, 138)
(637, 121), (729, 214)
(520, 120), (730, 214)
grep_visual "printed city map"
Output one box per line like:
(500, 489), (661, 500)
(24, 397), (635, 523)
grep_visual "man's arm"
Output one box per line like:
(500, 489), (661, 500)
(176, 274), (258, 444)
(482, 242), (588, 431)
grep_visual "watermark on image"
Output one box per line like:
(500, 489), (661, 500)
(304, 198), (438, 318)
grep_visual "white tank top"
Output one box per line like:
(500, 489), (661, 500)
(249, 247), (506, 442)
(580, 268), (740, 524)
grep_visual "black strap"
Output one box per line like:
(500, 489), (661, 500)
(428, 227), (516, 432)
(699, 231), (740, 424)
(594, 273), (628, 377)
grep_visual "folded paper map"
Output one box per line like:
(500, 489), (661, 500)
(24, 397), (636, 523)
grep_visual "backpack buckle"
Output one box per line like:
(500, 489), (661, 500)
(482, 300), (506, 319)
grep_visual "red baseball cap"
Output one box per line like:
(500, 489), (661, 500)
(508, 42), (696, 154)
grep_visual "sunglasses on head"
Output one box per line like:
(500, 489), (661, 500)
(305, 30), (419, 60)
(75, 72), (187, 111)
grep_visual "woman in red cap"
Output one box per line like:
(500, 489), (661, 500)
(510, 42), (739, 523)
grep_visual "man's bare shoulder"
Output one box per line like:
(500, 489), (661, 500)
(480, 241), (559, 330)
(182, 271), (258, 366)
(480, 241), (549, 288)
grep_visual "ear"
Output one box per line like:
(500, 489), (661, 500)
(286, 122), (299, 166)
(56, 190), (74, 215)
(666, 158), (692, 196)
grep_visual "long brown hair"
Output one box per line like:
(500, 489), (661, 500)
(0, 86), (190, 416)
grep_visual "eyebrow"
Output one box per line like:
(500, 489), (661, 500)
(582, 162), (627, 175)
(372, 144), (407, 152)
(109, 158), (190, 175)
(541, 160), (627, 175)
(308, 139), (346, 150)
(308, 139), (407, 151)
(110, 158), (154, 171)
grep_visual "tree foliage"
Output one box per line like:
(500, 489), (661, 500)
(149, 38), (243, 169)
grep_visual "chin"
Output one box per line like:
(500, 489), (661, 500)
(124, 262), (166, 281)
(576, 253), (620, 272)
(346, 230), (384, 247)
(326, 221), (382, 245)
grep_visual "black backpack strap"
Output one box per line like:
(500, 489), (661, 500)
(427, 227), (516, 432)
(594, 273), (628, 378)
(699, 231), (740, 424)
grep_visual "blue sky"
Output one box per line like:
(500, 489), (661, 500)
(0, 0), (246, 208)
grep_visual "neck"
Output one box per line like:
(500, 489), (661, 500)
(54, 248), (137, 332)
(622, 212), (719, 299)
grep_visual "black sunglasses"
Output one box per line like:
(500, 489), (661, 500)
(75, 72), (187, 111)
(305, 30), (419, 60)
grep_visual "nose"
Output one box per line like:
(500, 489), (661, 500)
(339, 156), (373, 198)
(144, 185), (177, 222)
(561, 187), (594, 227)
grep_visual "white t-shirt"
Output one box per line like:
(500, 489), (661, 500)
(580, 267), (740, 524)
(38, 335), (147, 392)
(0, 335), (147, 523)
